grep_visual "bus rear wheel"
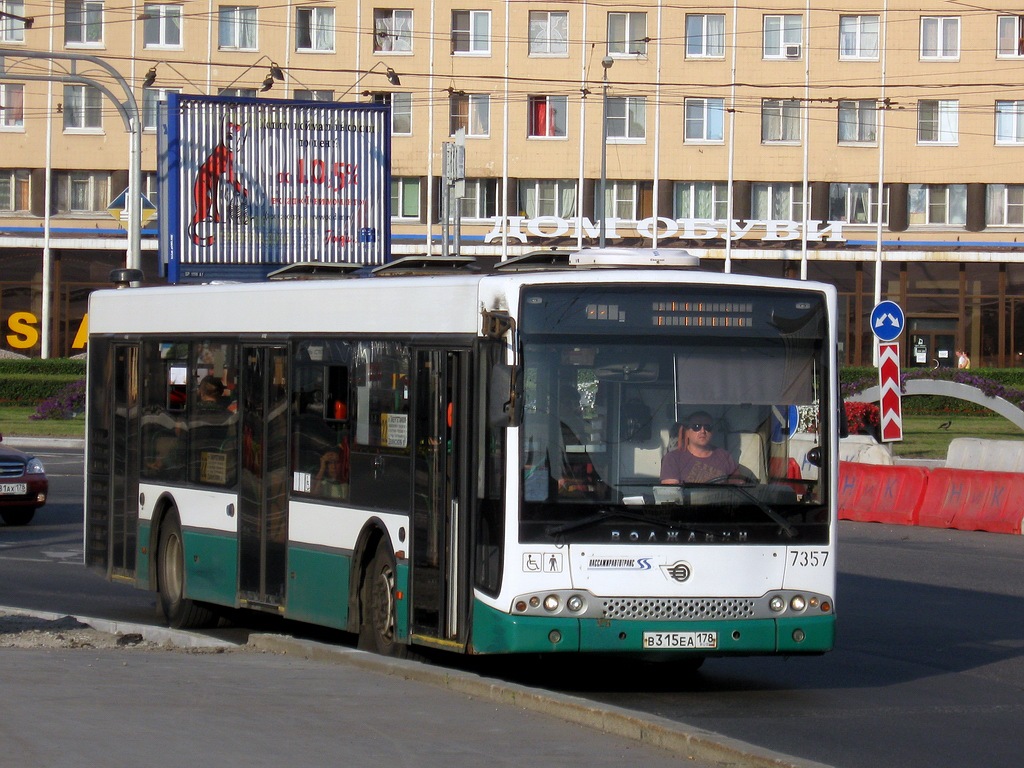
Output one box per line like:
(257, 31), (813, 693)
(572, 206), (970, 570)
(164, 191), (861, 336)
(358, 546), (406, 658)
(157, 512), (215, 629)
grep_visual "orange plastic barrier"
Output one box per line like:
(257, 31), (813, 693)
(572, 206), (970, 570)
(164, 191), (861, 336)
(838, 462), (929, 526)
(917, 468), (1024, 534)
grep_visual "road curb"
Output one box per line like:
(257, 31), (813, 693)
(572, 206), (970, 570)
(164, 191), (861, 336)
(0, 437), (86, 450)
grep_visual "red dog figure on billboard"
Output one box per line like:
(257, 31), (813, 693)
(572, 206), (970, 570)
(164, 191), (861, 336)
(188, 116), (250, 247)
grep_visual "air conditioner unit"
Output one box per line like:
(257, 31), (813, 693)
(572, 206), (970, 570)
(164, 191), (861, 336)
(784, 43), (801, 58)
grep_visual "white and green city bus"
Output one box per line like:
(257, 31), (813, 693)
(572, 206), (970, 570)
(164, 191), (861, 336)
(85, 250), (838, 661)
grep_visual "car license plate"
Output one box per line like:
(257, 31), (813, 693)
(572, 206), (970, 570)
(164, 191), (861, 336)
(0, 483), (27, 495)
(642, 631), (717, 650)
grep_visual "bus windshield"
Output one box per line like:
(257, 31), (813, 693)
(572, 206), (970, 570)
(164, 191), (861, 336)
(518, 283), (831, 545)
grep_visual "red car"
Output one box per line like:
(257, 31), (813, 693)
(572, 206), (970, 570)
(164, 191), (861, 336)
(0, 434), (48, 526)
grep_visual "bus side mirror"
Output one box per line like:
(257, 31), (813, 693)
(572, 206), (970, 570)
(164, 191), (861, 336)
(806, 446), (822, 467)
(489, 363), (522, 428)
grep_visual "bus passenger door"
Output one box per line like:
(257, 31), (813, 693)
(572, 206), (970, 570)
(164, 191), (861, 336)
(108, 344), (140, 579)
(411, 349), (470, 644)
(238, 345), (289, 608)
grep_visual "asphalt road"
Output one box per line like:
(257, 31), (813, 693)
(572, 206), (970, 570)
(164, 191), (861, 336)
(2, 446), (1023, 768)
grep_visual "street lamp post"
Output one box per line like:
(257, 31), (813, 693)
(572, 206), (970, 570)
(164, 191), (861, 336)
(598, 56), (614, 248)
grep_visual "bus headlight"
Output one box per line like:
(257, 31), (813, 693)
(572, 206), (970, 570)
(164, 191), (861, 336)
(566, 595), (585, 613)
(769, 595), (786, 612)
(543, 594), (560, 612)
(790, 595), (807, 612)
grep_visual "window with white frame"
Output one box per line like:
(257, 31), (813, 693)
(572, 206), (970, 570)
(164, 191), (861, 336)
(295, 89), (334, 102)
(451, 10), (489, 55)
(296, 6), (334, 52)
(828, 183), (888, 225)
(143, 4), (182, 48)
(607, 96), (646, 140)
(986, 184), (1024, 225)
(370, 91), (412, 135)
(459, 178), (498, 219)
(761, 99), (801, 143)
(839, 15), (878, 59)
(528, 11), (567, 56)
(908, 184), (966, 225)
(997, 16), (1024, 57)
(1, 0), (27, 42)
(374, 9), (413, 53)
(528, 95), (567, 138)
(0, 83), (24, 128)
(684, 98), (724, 142)
(685, 14), (725, 58)
(142, 86), (179, 131)
(602, 181), (640, 222)
(0, 169), (29, 211)
(218, 87), (257, 98)
(65, 0), (103, 45)
(63, 84), (102, 131)
(449, 93), (489, 137)
(752, 183), (807, 220)
(763, 15), (801, 58)
(518, 179), (577, 218)
(143, 171), (159, 212)
(608, 12), (647, 56)
(56, 170), (110, 213)
(674, 181), (728, 219)
(391, 176), (420, 219)
(920, 16), (959, 59)
(838, 100), (877, 143)
(218, 6), (257, 50)
(996, 100), (1024, 144)
(917, 100), (958, 144)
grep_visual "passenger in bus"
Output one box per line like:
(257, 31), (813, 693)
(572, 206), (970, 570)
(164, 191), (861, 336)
(197, 375), (227, 409)
(312, 443), (349, 499)
(660, 411), (739, 485)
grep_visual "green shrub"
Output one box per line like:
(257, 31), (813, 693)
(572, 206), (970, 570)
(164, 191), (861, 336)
(0, 359), (86, 406)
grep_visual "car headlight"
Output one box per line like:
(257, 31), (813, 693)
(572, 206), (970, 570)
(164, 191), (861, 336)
(26, 458), (45, 474)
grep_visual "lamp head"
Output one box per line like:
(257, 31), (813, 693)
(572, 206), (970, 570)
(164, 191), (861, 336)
(601, 56), (614, 70)
(143, 66), (157, 88)
(261, 73), (275, 92)
(385, 67), (401, 86)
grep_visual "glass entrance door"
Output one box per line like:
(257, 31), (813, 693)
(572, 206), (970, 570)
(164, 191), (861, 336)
(908, 318), (957, 369)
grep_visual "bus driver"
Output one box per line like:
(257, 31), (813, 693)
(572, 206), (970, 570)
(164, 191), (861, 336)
(660, 411), (738, 485)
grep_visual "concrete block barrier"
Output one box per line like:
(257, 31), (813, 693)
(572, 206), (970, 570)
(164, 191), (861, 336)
(838, 462), (929, 526)
(917, 468), (1024, 534)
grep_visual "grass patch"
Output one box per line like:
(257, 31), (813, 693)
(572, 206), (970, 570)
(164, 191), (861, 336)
(0, 407), (85, 439)
(892, 415), (1024, 460)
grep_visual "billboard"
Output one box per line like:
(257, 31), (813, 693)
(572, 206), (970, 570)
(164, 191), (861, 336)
(161, 94), (391, 282)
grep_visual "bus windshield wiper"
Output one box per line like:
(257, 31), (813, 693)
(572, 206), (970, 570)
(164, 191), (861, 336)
(547, 508), (678, 537)
(685, 482), (799, 538)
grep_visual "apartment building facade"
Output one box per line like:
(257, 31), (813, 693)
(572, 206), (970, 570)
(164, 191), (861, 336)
(1, 1), (1024, 364)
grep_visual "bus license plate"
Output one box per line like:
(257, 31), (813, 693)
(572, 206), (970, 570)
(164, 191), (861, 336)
(642, 631), (717, 650)
(0, 483), (27, 495)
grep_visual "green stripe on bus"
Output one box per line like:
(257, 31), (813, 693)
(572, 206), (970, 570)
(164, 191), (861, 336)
(137, 521), (152, 590)
(181, 529), (238, 606)
(285, 546), (351, 630)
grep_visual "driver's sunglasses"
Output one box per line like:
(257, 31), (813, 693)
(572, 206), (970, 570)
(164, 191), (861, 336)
(688, 422), (713, 433)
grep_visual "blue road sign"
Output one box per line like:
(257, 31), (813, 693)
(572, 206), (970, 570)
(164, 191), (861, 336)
(871, 300), (905, 342)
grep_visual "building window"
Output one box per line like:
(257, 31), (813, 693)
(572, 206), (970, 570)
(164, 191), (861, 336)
(763, 14), (801, 59)
(828, 183), (888, 225)
(996, 100), (1024, 144)
(997, 16), (1024, 57)
(370, 91), (412, 135)
(296, 6), (334, 52)
(674, 181), (728, 219)
(143, 4), (182, 48)
(602, 181), (640, 222)
(607, 96), (646, 140)
(1, 0), (28, 42)
(374, 9), (412, 53)
(451, 10), (489, 55)
(63, 84), (102, 130)
(450, 93), (489, 137)
(142, 86), (179, 131)
(218, 87), (257, 98)
(0, 83), (24, 128)
(218, 6), (257, 50)
(528, 95), (567, 138)
(685, 14), (725, 58)
(920, 16), (959, 60)
(839, 15), (878, 59)
(56, 171), (111, 213)
(528, 11), (567, 56)
(908, 184), (967, 225)
(761, 99), (801, 143)
(391, 176), (420, 219)
(917, 100), (958, 144)
(608, 12), (646, 56)
(838, 100), (877, 143)
(0, 169), (30, 212)
(295, 89), (334, 102)
(752, 183), (807, 220)
(986, 184), (1024, 225)
(518, 179), (577, 218)
(65, 0), (103, 45)
(460, 178), (498, 220)
(143, 171), (159, 211)
(684, 98), (724, 142)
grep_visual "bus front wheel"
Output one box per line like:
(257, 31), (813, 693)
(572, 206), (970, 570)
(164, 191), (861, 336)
(358, 546), (406, 658)
(157, 512), (215, 629)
